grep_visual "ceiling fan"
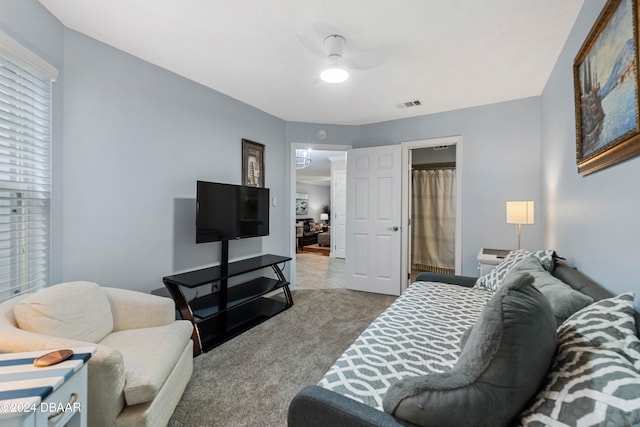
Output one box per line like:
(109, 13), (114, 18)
(320, 35), (350, 83)
(298, 26), (387, 84)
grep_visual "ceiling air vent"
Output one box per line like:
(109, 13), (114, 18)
(397, 99), (422, 109)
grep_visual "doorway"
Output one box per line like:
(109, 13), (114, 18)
(401, 136), (463, 292)
(410, 147), (456, 281)
(290, 144), (350, 290)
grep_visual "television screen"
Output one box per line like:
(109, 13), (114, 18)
(196, 181), (270, 243)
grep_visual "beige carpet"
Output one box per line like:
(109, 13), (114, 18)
(168, 288), (396, 427)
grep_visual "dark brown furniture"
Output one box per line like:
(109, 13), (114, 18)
(301, 231), (321, 246)
(297, 217), (323, 246)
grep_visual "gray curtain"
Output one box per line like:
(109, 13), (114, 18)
(411, 168), (456, 275)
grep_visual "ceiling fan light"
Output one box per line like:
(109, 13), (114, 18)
(320, 67), (349, 83)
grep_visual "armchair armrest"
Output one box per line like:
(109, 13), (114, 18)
(0, 310), (126, 426)
(414, 272), (477, 288)
(103, 287), (175, 331)
(0, 320), (96, 354)
(288, 386), (412, 427)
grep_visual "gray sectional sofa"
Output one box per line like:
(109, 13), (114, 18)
(288, 252), (640, 427)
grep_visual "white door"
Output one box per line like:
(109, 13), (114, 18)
(332, 170), (346, 258)
(345, 145), (402, 296)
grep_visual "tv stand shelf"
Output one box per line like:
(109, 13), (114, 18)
(163, 253), (293, 356)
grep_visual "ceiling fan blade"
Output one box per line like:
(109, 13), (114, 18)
(300, 22), (388, 77)
(312, 22), (343, 39)
(296, 33), (325, 57)
(345, 49), (388, 70)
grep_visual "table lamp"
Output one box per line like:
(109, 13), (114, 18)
(320, 213), (329, 225)
(506, 201), (534, 250)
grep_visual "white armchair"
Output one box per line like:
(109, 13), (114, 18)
(0, 282), (193, 427)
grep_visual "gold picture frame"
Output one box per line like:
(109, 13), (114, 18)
(574, 0), (640, 176)
(241, 139), (264, 187)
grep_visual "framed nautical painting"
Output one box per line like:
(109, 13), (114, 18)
(574, 0), (640, 176)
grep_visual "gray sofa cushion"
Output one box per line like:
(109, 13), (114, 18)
(508, 254), (593, 326)
(382, 272), (557, 427)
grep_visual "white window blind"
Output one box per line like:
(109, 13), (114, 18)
(0, 35), (56, 301)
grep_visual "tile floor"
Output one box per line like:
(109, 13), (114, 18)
(295, 252), (345, 290)
(296, 253), (426, 290)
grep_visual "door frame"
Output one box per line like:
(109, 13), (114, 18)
(289, 143), (351, 290)
(329, 158), (347, 258)
(401, 136), (463, 292)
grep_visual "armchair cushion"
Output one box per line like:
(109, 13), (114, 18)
(100, 320), (194, 406)
(102, 287), (175, 331)
(14, 281), (113, 343)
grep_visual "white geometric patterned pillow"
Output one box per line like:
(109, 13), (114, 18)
(474, 249), (555, 293)
(518, 293), (640, 426)
(559, 292), (640, 353)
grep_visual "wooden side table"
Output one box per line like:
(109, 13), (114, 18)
(0, 347), (95, 427)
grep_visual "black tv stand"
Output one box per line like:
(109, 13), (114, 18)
(162, 242), (292, 356)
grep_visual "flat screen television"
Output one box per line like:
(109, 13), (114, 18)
(196, 181), (270, 243)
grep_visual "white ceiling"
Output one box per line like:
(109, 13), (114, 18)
(296, 150), (345, 186)
(38, 0), (584, 125)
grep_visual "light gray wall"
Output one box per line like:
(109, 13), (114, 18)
(295, 183), (330, 222)
(285, 122), (361, 147)
(359, 99), (543, 276)
(541, 0), (640, 309)
(0, 0), (65, 284)
(11, 1), (632, 301)
(62, 30), (288, 292)
(289, 98), (543, 276)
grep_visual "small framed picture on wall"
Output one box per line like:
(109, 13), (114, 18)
(295, 193), (308, 215)
(242, 139), (264, 187)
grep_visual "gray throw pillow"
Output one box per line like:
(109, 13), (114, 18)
(382, 272), (557, 427)
(473, 249), (556, 292)
(459, 327), (472, 350)
(507, 254), (593, 326)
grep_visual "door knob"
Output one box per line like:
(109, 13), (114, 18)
(389, 226), (399, 231)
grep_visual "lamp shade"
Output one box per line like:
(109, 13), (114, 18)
(506, 201), (534, 225)
(320, 213), (329, 221)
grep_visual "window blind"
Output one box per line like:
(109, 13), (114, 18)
(0, 36), (56, 301)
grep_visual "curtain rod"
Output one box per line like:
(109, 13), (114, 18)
(412, 162), (456, 170)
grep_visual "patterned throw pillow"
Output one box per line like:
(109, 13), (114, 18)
(474, 249), (555, 293)
(518, 293), (640, 426)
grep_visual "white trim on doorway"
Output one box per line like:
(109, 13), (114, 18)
(400, 136), (463, 292)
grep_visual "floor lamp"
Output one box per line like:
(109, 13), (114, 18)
(506, 201), (534, 250)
